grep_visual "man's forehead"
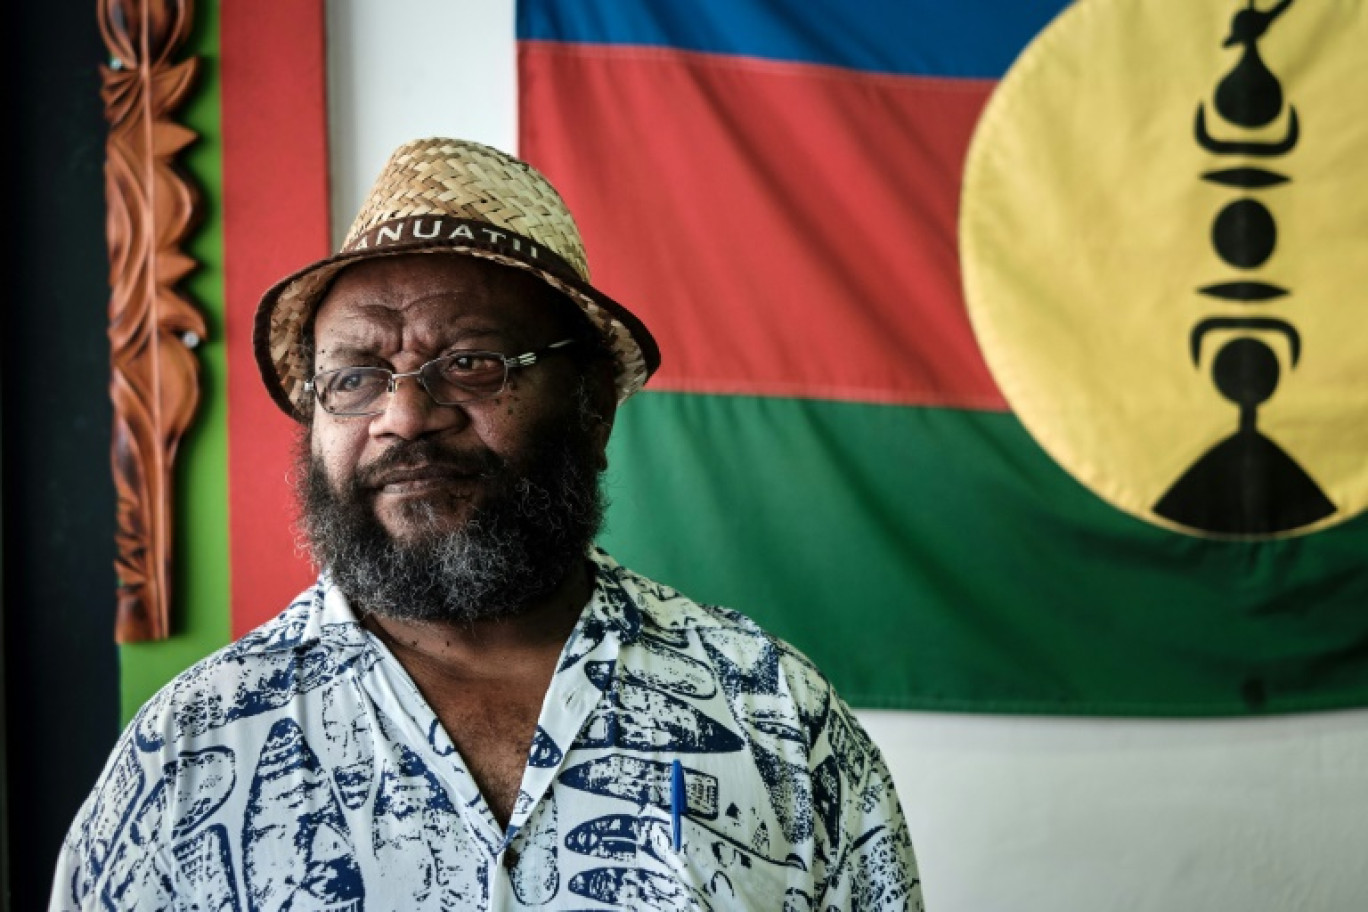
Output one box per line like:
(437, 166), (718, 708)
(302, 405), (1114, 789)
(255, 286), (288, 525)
(322, 253), (536, 307)
(314, 253), (577, 341)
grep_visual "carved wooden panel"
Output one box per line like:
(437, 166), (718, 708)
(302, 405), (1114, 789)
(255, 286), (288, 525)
(99, 0), (204, 642)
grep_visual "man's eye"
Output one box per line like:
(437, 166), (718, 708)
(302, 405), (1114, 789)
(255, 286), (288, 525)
(329, 369), (380, 392)
(445, 354), (503, 374)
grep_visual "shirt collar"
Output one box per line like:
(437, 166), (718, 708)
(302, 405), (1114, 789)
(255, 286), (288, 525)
(236, 549), (667, 659)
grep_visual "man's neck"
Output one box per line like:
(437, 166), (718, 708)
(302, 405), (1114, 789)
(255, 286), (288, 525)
(357, 558), (597, 830)
(358, 557), (594, 681)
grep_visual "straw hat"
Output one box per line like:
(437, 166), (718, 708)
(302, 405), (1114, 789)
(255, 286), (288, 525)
(254, 137), (660, 421)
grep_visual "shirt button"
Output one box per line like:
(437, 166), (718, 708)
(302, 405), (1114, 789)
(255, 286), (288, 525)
(504, 848), (520, 870)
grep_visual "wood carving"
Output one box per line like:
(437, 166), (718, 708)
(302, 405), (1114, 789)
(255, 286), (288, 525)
(99, 0), (204, 642)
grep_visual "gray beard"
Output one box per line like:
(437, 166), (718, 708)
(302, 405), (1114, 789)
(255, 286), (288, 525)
(297, 410), (605, 625)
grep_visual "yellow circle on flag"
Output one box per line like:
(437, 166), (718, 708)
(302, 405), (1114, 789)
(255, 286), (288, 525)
(961, 0), (1368, 538)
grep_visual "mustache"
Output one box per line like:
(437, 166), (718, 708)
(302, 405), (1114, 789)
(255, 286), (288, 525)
(354, 439), (504, 490)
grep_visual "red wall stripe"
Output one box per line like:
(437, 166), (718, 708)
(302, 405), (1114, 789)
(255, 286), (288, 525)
(221, 0), (329, 635)
(520, 41), (1008, 410)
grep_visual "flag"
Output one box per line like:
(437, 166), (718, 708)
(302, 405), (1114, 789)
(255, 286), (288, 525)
(516, 0), (1368, 715)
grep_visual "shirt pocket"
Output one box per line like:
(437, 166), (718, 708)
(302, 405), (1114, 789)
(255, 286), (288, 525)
(634, 808), (817, 911)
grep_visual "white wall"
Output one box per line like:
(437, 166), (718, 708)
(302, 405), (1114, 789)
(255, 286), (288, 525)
(862, 709), (1368, 910)
(325, 3), (1368, 909)
(326, 0), (518, 246)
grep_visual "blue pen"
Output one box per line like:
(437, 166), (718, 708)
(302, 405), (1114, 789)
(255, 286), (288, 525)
(670, 759), (685, 850)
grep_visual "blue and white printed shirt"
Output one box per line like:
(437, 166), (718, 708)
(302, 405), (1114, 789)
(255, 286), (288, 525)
(52, 550), (921, 911)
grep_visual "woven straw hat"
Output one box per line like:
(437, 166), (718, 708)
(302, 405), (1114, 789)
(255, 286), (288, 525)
(254, 137), (660, 421)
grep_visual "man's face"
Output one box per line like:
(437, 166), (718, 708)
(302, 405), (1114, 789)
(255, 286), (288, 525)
(310, 253), (607, 536)
(299, 253), (615, 621)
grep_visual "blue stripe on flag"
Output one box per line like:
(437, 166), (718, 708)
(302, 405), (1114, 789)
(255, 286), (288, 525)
(517, 0), (1072, 79)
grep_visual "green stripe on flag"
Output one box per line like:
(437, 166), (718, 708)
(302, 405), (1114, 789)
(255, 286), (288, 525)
(599, 392), (1368, 716)
(118, 0), (232, 724)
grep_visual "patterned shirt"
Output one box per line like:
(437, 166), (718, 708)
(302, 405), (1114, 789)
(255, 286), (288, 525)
(52, 550), (921, 910)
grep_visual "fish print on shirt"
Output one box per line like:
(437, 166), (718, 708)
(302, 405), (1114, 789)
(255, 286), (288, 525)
(585, 640), (717, 699)
(172, 825), (240, 910)
(825, 699), (874, 788)
(527, 726), (563, 768)
(639, 814), (808, 879)
(558, 755), (719, 819)
(371, 742), (488, 909)
(321, 680), (375, 810)
(134, 604), (378, 753)
(97, 778), (171, 911)
(578, 660), (744, 753)
(842, 823), (921, 910)
(638, 811), (811, 911)
(567, 865), (710, 910)
(166, 747), (237, 838)
(243, 719), (364, 912)
(52, 550), (920, 910)
(508, 789), (558, 905)
(564, 814), (640, 862)
(699, 624), (821, 845)
(557, 572), (645, 674)
(564, 810), (807, 893)
(67, 739), (144, 905)
(812, 756), (843, 855)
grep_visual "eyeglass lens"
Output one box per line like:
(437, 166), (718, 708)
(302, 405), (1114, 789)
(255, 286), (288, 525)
(316, 352), (509, 415)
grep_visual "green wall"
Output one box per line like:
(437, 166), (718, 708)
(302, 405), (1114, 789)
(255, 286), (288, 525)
(118, 0), (233, 723)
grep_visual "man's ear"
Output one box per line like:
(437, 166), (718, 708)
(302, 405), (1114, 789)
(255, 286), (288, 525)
(585, 359), (618, 470)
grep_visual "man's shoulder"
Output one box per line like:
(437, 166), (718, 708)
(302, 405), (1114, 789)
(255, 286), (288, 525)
(127, 580), (376, 755)
(601, 552), (838, 707)
(603, 554), (892, 783)
(603, 553), (820, 652)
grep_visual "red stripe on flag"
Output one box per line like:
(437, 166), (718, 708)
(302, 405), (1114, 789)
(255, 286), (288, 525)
(222, 0), (328, 635)
(520, 42), (1007, 409)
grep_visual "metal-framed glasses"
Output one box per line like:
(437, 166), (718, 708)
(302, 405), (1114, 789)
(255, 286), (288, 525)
(304, 339), (577, 416)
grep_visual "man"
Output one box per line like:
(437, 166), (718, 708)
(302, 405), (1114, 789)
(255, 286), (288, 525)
(52, 138), (921, 910)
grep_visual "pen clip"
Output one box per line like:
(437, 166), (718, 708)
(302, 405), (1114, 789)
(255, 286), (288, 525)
(670, 759), (685, 851)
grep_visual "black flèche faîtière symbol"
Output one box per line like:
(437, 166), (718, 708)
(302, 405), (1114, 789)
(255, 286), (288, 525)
(1158, 0), (1334, 535)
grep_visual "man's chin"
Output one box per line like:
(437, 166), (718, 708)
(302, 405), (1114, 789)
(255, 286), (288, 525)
(299, 412), (605, 624)
(371, 493), (477, 542)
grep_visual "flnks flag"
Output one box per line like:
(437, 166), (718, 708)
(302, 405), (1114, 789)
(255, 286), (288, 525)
(518, 0), (1368, 716)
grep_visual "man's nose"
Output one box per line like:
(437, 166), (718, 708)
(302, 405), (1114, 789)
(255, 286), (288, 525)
(367, 374), (468, 439)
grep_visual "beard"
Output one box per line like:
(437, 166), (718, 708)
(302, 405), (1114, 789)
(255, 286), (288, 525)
(296, 397), (606, 624)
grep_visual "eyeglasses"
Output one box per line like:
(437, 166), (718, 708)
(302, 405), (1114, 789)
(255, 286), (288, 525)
(304, 338), (577, 416)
